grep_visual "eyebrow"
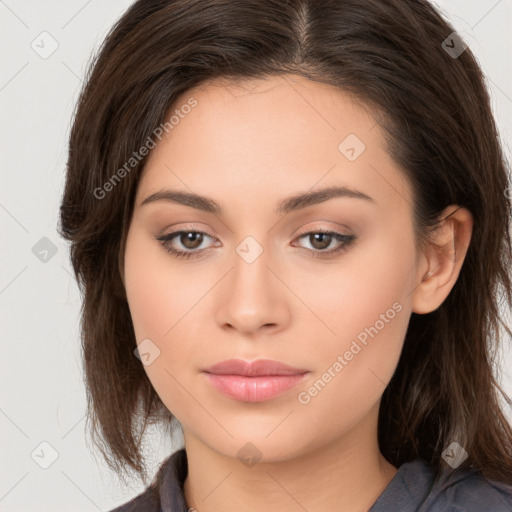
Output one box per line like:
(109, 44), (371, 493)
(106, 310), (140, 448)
(139, 185), (374, 215)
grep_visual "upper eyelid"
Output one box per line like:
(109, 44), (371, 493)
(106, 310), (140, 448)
(159, 220), (352, 237)
(159, 227), (352, 249)
(160, 226), (351, 238)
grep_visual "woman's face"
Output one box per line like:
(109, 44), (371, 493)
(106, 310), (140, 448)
(123, 74), (425, 461)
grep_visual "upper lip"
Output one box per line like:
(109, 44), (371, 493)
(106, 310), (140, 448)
(203, 359), (309, 376)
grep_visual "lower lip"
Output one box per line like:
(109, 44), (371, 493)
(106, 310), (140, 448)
(203, 372), (309, 402)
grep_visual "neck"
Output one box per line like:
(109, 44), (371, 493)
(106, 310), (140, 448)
(182, 405), (397, 512)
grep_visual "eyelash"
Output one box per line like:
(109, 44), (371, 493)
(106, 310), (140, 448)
(155, 229), (356, 260)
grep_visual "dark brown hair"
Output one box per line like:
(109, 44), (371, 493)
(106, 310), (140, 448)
(58, 0), (512, 486)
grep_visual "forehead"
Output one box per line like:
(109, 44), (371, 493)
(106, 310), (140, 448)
(135, 74), (413, 218)
(147, 74), (379, 164)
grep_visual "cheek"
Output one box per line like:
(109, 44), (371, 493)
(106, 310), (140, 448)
(289, 219), (416, 343)
(123, 231), (202, 416)
(292, 225), (416, 424)
(124, 228), (206, 339)
(123, 227), (216, 385)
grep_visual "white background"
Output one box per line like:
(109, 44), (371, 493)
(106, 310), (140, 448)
(1, 0), (511, 510)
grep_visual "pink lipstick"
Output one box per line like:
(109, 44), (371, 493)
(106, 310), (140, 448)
(202, 359), (309, 402)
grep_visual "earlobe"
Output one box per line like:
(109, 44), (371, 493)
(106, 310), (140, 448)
(412, 206), (473, 314)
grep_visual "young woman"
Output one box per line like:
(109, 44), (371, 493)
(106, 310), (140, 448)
(59, 0), (512, 510)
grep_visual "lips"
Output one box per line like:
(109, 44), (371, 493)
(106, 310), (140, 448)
(203, 358), (309, 377)
(202, 359), (310, 402)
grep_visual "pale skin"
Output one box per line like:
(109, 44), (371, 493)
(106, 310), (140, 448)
(122, 74), (473, 512)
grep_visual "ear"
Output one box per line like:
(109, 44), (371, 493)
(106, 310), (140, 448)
(412, 205), (473, 314)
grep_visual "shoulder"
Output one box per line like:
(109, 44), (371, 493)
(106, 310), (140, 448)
(372, 458), (512, 512)
(106, 448), (188, 512)
(108, 486), (160, 512)
(428, 471), (512, 512)
(411, 460), (512, 512)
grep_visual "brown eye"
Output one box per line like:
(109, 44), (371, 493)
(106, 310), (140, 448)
(180, 232), (204, 249)
(155, 230), (216, 259)
(293, 230), (356, 258)
(309, 233), (332, 250)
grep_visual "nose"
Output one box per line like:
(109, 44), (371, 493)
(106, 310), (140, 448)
(214, 242), (291, 336)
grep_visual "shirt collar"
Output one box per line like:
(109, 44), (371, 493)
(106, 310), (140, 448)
(157, 448), (437, 512)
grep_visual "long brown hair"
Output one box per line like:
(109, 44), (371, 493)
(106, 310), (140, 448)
(58, 0), (512, 485)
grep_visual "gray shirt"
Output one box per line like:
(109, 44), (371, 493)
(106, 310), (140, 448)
(109, 448), (512, 511)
